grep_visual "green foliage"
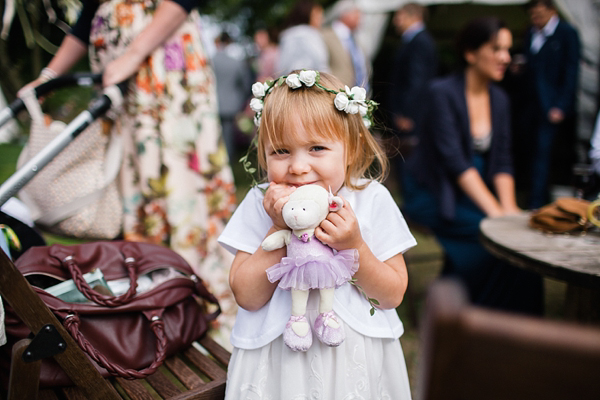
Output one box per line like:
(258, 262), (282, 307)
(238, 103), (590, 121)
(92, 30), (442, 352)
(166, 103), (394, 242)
(203, 0), (337, 35)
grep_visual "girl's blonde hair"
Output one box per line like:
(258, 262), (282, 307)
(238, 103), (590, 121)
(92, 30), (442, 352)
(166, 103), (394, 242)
(256, 71), (388, 191)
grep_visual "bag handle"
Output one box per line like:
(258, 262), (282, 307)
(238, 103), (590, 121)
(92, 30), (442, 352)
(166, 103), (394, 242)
(64, 313), (167, 379)
(48, 243), (139, 307)
(62, 254), (138, 307)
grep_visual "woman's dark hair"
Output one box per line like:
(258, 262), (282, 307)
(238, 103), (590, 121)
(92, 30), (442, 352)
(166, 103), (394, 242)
(283, 1), (318, 28)
(456, 16), (507, 67)
(526, 0), (555, 10)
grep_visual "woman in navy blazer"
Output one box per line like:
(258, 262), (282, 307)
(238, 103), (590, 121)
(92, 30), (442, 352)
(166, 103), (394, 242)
(403, 17), (543, 314)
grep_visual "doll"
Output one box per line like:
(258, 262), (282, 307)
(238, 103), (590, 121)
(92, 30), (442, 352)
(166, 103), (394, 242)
(262, 184), (359, 351)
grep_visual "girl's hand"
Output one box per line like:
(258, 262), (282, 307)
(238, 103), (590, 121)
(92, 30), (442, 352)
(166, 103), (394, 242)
(263, 182), (295, 231)
(316, 198), (364, 251)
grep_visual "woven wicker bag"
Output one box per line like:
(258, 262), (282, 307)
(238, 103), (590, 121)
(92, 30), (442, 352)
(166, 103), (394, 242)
(16, 90), (123, 239)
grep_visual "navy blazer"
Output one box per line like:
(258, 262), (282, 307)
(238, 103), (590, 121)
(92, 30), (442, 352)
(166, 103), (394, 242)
(407, 73), (513, 220)
(523, 19), (580, 115)
(389, 29), (437, 133)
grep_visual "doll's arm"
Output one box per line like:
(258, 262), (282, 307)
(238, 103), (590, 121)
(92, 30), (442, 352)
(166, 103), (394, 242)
(261, 230), (291, 251)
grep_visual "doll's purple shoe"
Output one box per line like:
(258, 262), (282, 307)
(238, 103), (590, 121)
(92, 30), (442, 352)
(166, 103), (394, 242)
(314, 311), (345, 347)
(283, 315), (313, 352)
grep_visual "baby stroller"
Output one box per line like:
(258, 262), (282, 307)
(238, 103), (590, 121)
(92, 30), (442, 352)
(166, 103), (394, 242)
(0, 73), (125, 257)
(0, 75), (229, 399)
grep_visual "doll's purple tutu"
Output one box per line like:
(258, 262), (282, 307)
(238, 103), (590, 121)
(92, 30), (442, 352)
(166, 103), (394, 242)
(266, 233), (359, 290)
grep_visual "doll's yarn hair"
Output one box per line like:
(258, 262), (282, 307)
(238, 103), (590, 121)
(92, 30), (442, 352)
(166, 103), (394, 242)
(257, 71), (388, 191)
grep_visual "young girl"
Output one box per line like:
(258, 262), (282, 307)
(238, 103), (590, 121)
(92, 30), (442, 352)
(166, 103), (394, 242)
(218, 71), (416, 399)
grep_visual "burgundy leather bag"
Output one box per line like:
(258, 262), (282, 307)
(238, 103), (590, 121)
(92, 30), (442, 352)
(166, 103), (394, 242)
(1, 241), (220, 387)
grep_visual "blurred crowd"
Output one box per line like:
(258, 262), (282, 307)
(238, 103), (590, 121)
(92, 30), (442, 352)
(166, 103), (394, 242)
(208, 0), (596, 315)
(210, 0), (596, 207)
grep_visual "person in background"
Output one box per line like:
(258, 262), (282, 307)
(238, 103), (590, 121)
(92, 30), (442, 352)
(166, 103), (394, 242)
(389, 2), (437, 142)
(514, 0), (580, 209)
(321, 0), (370, 91)
(253, 27), (279, 82)
(19, 0), (237, 348)
(387, 2), (437, 186)
(402, 17), (544, 315)
(275, 1), (329, 75)
(213, 31), (252, 163)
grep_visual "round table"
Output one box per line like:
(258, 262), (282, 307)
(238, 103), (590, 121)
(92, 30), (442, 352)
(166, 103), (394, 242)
(480, 212), (600, 324)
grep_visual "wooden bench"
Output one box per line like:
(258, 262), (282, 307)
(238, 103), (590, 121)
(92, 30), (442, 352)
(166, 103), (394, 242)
(0, 249), (229, 400)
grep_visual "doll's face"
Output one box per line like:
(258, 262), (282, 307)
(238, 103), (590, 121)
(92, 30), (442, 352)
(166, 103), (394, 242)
(283, 198), (326, 230)
(281, 185), (331, 230)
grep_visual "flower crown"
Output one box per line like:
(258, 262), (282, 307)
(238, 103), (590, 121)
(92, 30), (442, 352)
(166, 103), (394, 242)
(249, 70), (378, 129)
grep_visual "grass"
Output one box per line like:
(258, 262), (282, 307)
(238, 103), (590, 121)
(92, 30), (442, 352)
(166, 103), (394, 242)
(0, 140), (568, 395)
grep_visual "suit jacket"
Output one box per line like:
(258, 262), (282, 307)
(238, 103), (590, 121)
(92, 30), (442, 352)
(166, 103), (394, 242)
(321, 26), (355, 88)
(389, 29), (437, 135)
(523, 19), (580, 116)
(407, 73), (513, 220)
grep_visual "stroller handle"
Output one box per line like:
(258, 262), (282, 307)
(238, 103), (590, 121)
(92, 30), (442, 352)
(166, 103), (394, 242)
(0, 80), (127, 208)
(0, 73), (103, 128)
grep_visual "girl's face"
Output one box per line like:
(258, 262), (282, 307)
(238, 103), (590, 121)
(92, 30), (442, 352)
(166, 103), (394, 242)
(264, 116), (347, 194)
(466, 27), (513, 82)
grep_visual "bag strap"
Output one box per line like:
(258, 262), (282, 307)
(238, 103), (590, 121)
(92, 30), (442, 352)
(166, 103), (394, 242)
(64, 312), (167, 379)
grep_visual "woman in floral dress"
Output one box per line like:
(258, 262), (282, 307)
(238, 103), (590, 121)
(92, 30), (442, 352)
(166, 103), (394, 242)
(20, 0), (237, 347)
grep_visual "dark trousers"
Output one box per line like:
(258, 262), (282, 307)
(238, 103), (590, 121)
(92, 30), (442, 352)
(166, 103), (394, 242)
(528, 119), (559, 209)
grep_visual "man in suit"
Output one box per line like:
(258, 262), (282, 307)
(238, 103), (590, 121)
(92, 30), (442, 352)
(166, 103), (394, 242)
(517, 0), (580, 209)
(321, 0), (369, 91)
(389, 3), (437, 142)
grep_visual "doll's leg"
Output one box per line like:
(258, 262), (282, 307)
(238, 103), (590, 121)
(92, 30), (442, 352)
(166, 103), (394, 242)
(314, 287), (345, 346)
(291, 289), (310, 336)
(283, 289), (312, 352)
(318, 287), (339, 328)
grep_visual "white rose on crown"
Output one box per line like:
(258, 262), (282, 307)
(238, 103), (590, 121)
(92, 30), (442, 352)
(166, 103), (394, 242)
(346, 85), (366, 102)
(298, 70), (317, 87)
(252, 82), (268, 98)
(334, 92), (349, 112)
(250, 98), (264, 113)
(285, 74), (302, 89)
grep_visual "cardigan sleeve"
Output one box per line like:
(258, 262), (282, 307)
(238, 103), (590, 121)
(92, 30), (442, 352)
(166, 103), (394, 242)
(490, 86), (514, 177)
(428, 81), (473, 179)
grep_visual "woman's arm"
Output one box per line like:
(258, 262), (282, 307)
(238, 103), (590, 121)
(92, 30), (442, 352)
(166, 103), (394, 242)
(102, 1), (188, 86)
(46, 35), (88, 76)
(457, 167), (504, 217)
(493, 172), (520, 214)
(18, 34), (87, 95)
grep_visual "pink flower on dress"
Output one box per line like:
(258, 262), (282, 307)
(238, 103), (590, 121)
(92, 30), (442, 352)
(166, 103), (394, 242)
(188, 152), (200, 172)
(164, 42), (185, 71)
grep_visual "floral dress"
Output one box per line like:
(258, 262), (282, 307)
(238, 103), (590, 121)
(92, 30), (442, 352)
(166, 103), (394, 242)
(88, 0), (237, 347)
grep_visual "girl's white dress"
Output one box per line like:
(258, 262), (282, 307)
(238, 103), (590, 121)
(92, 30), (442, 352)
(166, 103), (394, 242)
(218, 181), (417, 399)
